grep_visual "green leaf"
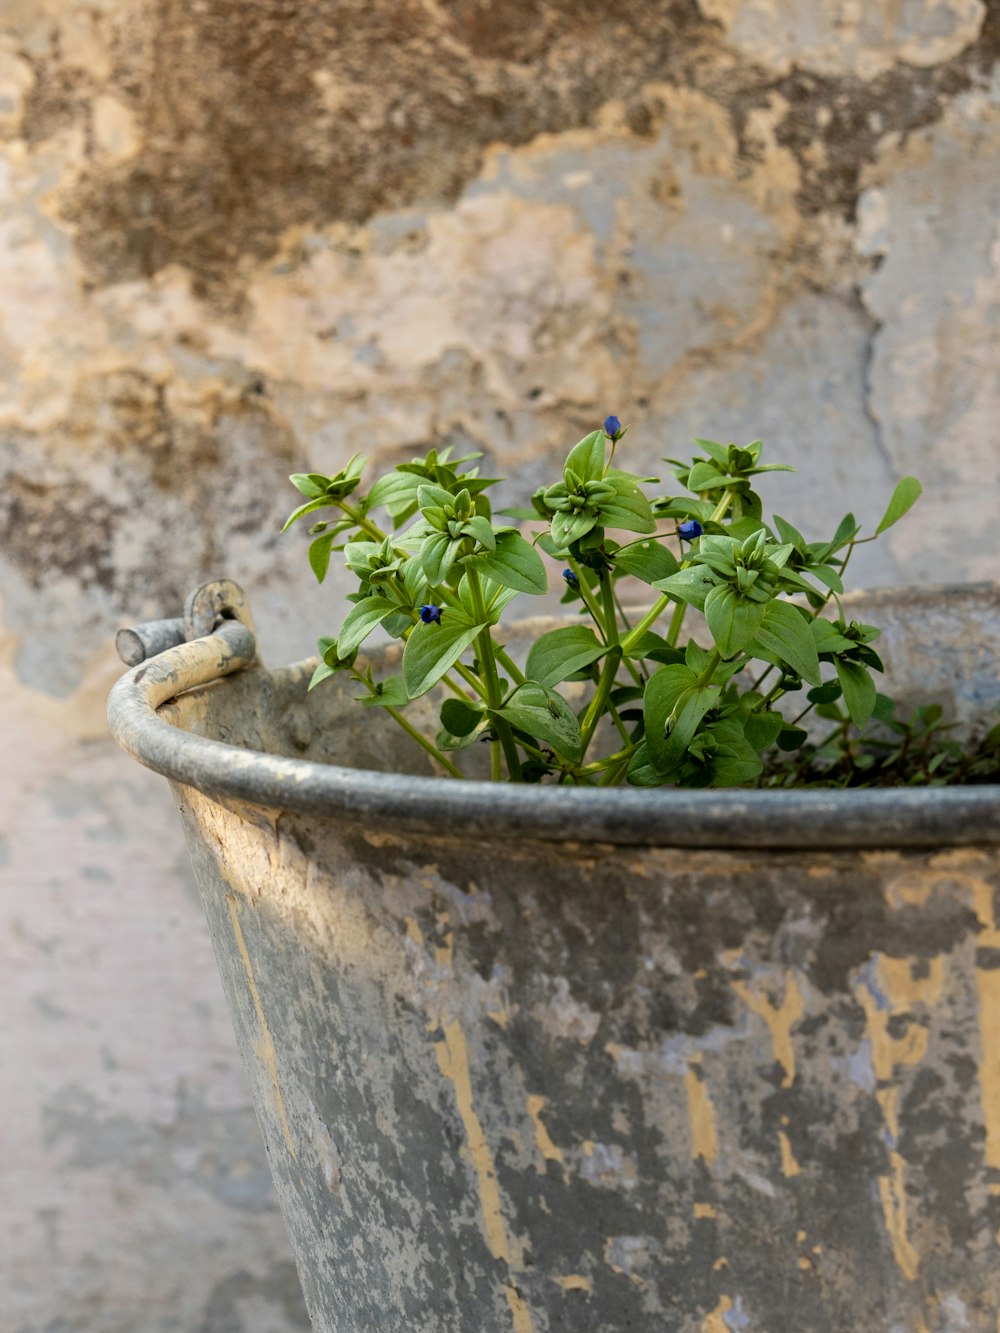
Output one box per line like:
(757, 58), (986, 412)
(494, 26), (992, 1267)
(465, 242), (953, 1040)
(613, 539), (679, 585)
(420, 531), (460, 584)
(337, 596), (401, 657)
(744, 710), (783, 752)
(462, 515), (497, 551)
(360, 676), (409, 708)
(525, 625), (606, 687)
(803, 564), (840, 595)
(440, 697), (486, 736)
(281, 495), (336, 532)
(467, 529), (548, 594)
(403, 616), (486, 699)
(875, 477), (922, 535)
(308, 531), (337, 583)
(658, 685), (721, 771)
(749, 600), (822, 686)
(807, 679), (843, 705)
(772, 514), (805, 549)
(495, 682), (582, 762)
(598, 475), (657, 534)
(692, 438), (731, 467)
(835, 658), (877, 728)
(551, 509), (599, 550)
(289, 472), (328, 499)
(776, 725), (808, 751)
(652, 566), (718, 611)
(643, 665), (710, 774)
(706, 719), (764, 787)
(564, 430), (606, 484)
(704, 584), (766, 657)
(687, 459), (728, 492)
(625, 741), (661, 786)
(307, 661), (336, 690)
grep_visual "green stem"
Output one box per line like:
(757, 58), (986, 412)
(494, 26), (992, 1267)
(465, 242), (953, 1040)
(621, 492), (738, 655)
(577, 741), (638, 776)
(579, 648), (623, 761)
(340, 501), (386, 543)
(453, 660), (489, 699)
(665, 599), (687, 648)
(600, 573), (620, 647)
(566, 558), (611, 643)
(467, 568), (522, 780)
(384, 706), (465, 779)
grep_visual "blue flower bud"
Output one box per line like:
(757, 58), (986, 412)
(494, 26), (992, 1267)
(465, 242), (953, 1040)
(419, 604), (443, 624)
(603, 415), (622, 440)
(678, 519), (703, 541)
(562, 568), (579, 587)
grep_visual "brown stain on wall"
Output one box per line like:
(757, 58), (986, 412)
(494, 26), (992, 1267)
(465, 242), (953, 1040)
(61, 0), (718, 298)
(49, 0), (1000, 298)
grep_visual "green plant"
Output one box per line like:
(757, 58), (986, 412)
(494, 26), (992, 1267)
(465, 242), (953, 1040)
(282, 421), (997, 787)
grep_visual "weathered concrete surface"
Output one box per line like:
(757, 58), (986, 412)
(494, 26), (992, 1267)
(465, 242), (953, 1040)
(3, 0), (1000, 1327)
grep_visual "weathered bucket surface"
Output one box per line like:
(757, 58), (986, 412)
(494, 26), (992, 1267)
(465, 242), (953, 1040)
(109, 583), (1000, 1333)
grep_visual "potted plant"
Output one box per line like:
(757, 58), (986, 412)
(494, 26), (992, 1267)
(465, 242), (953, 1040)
(109, 422), (1000, 1332)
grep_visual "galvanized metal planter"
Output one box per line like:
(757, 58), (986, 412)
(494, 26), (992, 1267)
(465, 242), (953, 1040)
(109, 581), (1000, 1333)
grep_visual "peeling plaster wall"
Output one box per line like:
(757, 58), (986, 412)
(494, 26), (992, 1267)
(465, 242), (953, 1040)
(1, 2), (998, 1329)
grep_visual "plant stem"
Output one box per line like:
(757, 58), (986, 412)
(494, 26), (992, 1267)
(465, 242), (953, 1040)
(467, 568), (522, 780)
(621, 492), (737, 655)
(340, 502), (387, 543)
(665, 599), (687, 648)
(577, 741), (638, 775)
(578, 647), (623, 761)
(566, 558), (610, 642)
(384, 706), (465, 778)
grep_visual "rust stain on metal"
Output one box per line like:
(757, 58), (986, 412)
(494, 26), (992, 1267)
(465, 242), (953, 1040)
(434, 1017), (533, 1332)
(685, 1054), (719, 1165)
(553, 1274), (592, 1292)
(701, 1293), (734, 1331)
(225, 892), (297, 1161)
(526, 1094), (564, 1169)
(731, 969), (805, 1088)
(778, 1116), (802, 1178)
(856, 953), (945, 1282)
(970, 875), (1000, 1171)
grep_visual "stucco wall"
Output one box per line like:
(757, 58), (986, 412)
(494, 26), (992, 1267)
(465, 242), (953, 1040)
(2, 2), (998, 1329)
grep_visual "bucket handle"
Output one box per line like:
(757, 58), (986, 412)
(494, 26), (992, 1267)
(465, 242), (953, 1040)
(111, 579), (257, 718)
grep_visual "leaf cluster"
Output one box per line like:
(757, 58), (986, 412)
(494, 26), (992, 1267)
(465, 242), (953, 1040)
(279, 427), (956, 789)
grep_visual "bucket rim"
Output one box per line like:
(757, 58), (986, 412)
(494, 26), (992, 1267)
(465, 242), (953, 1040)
(107, 584), (1000, 849)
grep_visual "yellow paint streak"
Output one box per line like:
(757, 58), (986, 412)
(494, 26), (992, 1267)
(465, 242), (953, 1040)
(435, 1018), (533, 1332)
(694, 1202), (717, 1218)
(778, 1128), (801, 1177)
(712, 1256), (728, 1271)
(731, 970), (805, 1087)
(702, 1294), (734, 1331)
(553, 1274), (592, 1292)
(404, 916), (425, 947)
(503, 1285), (534, 1333)
(526, 1094), (563, 1166)
(226, 895), (297, 1160)
(971, 879), (1000, 1171)
(855, 953), (945, 1283)
(685, 1056), (719, 1165)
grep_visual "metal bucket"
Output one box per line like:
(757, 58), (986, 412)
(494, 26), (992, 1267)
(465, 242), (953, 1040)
(109, 581), (1000, 1332)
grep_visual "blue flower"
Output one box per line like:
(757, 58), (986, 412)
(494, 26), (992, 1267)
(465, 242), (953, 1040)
(419, 604), (443, 624)
(562, 568), (579, 587)
(603, 415), (622, 440)
(677, 519), (703, 541)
